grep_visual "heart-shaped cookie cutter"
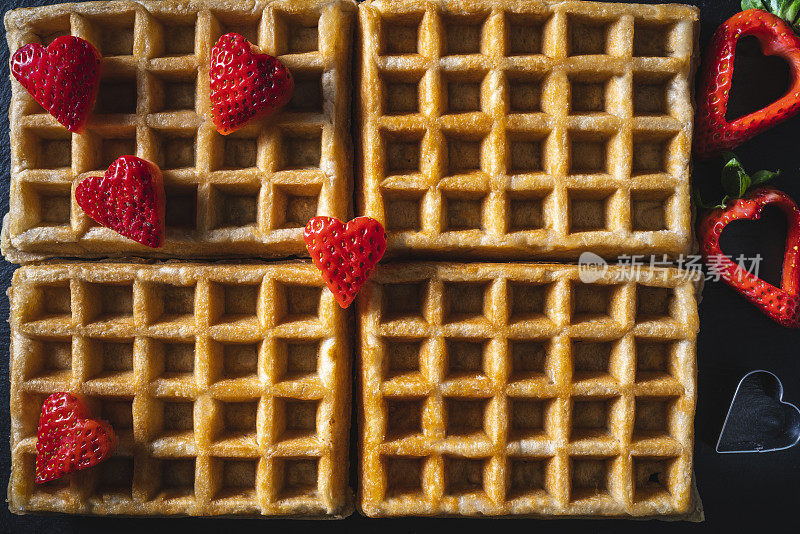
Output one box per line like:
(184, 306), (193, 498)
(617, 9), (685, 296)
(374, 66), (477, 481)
(717, 370), (800, 453)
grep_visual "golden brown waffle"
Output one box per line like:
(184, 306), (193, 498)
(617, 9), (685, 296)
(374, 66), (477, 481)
(8, 262), (351, 517)
(3, 0), (354, 263)
(358, 262), (701, 518)
(358, 0), (698, 260)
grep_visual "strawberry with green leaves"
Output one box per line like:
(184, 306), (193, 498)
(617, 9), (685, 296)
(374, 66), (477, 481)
(695, 1), (800, 158)
(210, 33), (294, 135)
(697, 153), (800, 327)
(36, 392), (116, 483)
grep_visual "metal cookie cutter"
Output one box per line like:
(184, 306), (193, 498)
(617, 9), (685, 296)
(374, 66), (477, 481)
(717, 370), (800, 453)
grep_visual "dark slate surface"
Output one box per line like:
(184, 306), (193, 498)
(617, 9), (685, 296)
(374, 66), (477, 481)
(2, 0), (800, 532)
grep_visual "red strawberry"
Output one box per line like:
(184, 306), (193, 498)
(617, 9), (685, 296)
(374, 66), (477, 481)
(697, 154), (800, 327)
(75, 156), (165, 248)
(11, 36), (101, 133)
(36, 392), (116, 484)
(210, 32), (293, 135)
(304, 216), (387, 309)
(694, 8), (800, 158)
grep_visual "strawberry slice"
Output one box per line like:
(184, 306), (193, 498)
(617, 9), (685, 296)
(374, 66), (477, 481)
(11, 36), (101, 133)
(36, 392), (116, 484)
(304, 216), (387, 309)
(210, 32), (293, 135)
(697, 153), (800, 327)
(694, 7), (800, 158)
(75, 156), (165, 248)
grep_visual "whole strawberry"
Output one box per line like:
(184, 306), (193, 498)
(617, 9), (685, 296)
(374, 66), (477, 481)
(694, 4), (800, 158)
(304, 216), (387, 309)
(210, 33), (293, 135)
(697, 153), (800, 327)
(11, 36), (101, 133)
(36, 392), (116, 483)
(75, 156), (165, 248)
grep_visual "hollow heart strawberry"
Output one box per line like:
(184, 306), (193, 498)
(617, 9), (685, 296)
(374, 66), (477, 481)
(11, 36), (101, 133)
(697, 153), (800, 327)
(210, 32), (293, 135)
(75, 156), (165, 248)
(694, 5), (800, 158)
(304, 216), (387, 309)
(36, 392), (116, 484)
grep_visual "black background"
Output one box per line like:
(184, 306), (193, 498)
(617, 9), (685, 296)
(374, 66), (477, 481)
(2, 0), (800, 532)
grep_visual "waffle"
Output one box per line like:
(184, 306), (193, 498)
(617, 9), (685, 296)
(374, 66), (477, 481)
(358, 262), (701, 518)
(358, 0), (698, 260)
(3, 0), (355, 263)
(8, 262), (351, 517)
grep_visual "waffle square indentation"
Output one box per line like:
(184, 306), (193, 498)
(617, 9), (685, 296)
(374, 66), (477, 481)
(158, 458), (196, 499)
(96, 75), (137, 115)
(507, 457), (549, 499)
(384, 456), (424, 498)
(275, 283), (321, 324)
(277, 339), (319, 382)
(509, 340), (549, 382)
(509, 398), (550, 441)
(23, 336), (72, 381)
(385, 397), (424, 439)
(442, 13), (488, 56)
(445, 339), (487, 379)
(443, 456), (487, 496)
(445, 398), (488, 437)
(276, 11), (319, 54)
(274, 457), (319, 500)
(83, 282), (134, 324)
(384, 339), (423, 380)
(567, 15), (613, 56)
(443, 282), (489, 324)
(213, 458), (258, 501)
(274, 399), (318, 442)
(380, 14), (422, 56)
(506, 13), (547, 56)
(569, 457), (613, 501)
(381, 282), (426, 323)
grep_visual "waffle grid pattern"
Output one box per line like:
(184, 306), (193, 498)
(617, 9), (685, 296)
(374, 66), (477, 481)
(3, 0), (355, 262)
(9, 263), (351, 516)
(5, 0), (703, 522)
(359, 263), (699, 517)
(359, 0), (697, 259)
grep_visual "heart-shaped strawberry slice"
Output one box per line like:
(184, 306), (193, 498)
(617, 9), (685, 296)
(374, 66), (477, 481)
(36, 392), (116, 484)
(11, 36), (101, 133)
(304, 216), (387, 309)
(699, 187), (800, 327)
(210, 32), (294, 135)
(694, 10), (800, 158)
(75, 156), (165, 248)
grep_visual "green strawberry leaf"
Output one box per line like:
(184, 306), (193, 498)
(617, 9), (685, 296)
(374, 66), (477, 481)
(696, 152), (781, 211)
(720, 152), (750, 198)
(751, 168), (781, 186)
(741, 0), (768, 11)
(742, 0), (800, 30)
(786, 0), (800, 23)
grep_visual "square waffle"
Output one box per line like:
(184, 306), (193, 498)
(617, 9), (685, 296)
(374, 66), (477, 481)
(358, 262), (701, 518)
(358, 0), (698, 259)
(3, 0), (355, 263)
(8, 262), (351, 517)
